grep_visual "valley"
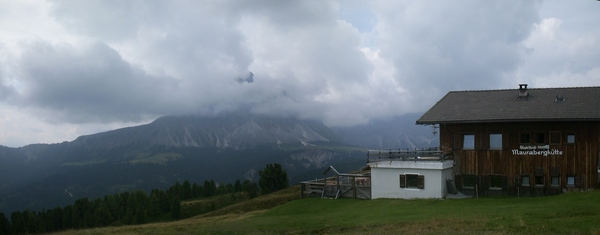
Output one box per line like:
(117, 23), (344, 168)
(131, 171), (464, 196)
(0, 113), (437, 216)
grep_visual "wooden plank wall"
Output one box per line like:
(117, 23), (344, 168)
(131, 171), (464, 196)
(440, 121), (599, 192)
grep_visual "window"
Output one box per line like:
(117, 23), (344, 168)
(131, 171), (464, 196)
(550, 132), (561, 144)
(521, 175), (530, 186)
(400, 174), (424, 189)
(463, 134), (474, 149)
(535, 133), (546, 144)
(489, 134), (502, 149)
(550, 167), (560, 187)
(534, 167), (544, 186)
(566, 176), (575, 186)
(551, 176), (559, 186)
(535, 176), (544, 186)
(489, 175), (503, 189)
(567, 134), (575, 144)
(462, 174), (476, 188)
(520, 133), (530, 144)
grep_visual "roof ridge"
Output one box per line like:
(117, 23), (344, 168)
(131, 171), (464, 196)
(449, 86), (600, 93)
(418, 86), (600, 124)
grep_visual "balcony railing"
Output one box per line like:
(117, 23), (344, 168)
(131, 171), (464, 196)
(366, 147), (452, 162)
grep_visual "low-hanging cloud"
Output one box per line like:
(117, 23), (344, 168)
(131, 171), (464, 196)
(237, 71), (254, 84)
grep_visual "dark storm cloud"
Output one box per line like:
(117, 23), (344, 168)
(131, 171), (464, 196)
(18, 41), (179, 123)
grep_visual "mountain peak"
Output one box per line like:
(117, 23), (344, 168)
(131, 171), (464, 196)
(72, 114), (337, 150)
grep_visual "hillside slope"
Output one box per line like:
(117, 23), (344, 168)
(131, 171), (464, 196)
(0, 113), (436, 215)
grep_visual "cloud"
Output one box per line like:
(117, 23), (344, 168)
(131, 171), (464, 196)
(237, 71), (254, 84)
(0, 0), (599, 146)
(17, 40), (179, 123)
(372, 0), (542, 110)
(516, 1), (600, 88)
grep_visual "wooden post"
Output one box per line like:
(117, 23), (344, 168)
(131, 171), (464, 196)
(352, 176), (357, 199)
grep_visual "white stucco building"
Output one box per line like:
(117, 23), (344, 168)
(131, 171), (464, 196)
(366, 149), (454, 199)
(300, 149), (455, 200)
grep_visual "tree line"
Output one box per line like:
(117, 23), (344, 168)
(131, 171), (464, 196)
(0, 163), (288, 234)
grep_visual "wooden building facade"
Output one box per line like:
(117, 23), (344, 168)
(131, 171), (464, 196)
(417, 85), (600, 196)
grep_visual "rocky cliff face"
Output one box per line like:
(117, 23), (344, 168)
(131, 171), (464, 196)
(71, 115), (339, 150)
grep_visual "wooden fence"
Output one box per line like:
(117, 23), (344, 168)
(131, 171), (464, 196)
(300, 174), (371, 199)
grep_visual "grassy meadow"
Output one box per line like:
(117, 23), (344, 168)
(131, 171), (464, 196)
(52, 186), (600, 235)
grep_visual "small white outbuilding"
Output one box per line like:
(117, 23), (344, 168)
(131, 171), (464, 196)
(367, 149), (454, 199)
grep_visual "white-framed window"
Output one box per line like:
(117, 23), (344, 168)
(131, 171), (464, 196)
(567, 134), (575, 144)
(463, 134), (475, 150)
(521, 175), (530, 186)
(566, 176), (575, 186)
(399, 174), (424, 189)
(489, 134), (502, 150)
(551, 176), (559, 186)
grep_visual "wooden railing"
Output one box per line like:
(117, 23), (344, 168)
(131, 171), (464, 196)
(300, 175), (372, 199)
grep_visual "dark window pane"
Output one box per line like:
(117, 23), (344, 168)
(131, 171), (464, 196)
(535, 133), (545, 144)
(406, 174), (419, 188)
(520, 133), (530, 144)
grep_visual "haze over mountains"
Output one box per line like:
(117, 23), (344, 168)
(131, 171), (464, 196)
(0, 112), (437, 215)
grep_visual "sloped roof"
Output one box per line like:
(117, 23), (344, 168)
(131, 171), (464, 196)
(416, 86), (600, 124)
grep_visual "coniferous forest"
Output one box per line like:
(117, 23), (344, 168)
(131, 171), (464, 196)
(0, 178), (260, 234)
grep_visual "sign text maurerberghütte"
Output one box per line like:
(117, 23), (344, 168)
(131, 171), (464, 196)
(511, 145), (563, 156)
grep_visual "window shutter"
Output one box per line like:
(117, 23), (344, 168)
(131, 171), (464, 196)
(550, 167), (560, 176)
(535, 167), (544, 176)
(399, 175), (406, 188)
(417, 175), (425, 189)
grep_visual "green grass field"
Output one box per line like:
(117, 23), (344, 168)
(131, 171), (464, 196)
(52, 186), (600, 235)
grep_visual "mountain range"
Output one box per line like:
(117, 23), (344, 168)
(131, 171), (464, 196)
(0, 112), (438, 215)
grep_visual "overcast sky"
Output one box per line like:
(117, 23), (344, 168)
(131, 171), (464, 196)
(1, 0), (599, 147)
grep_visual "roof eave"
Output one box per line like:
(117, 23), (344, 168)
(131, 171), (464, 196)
(416, 118), (600, 125)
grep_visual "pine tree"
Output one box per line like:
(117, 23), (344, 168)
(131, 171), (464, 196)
(192, 183), (203, 198)
(234, 180), (241, 192)
(94, 202), (113, 227)
(134, 206), (146, 224)
(203, 180), (216, 197)
(62, 205), (73, 230)
(182, 180), (192, 200)
(11, 211), (26, 234)
(170, 196), (181, 220)
(147, 191), (163, 217)
(258, 163), (289, 194)
(0, 212), (11, 235)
